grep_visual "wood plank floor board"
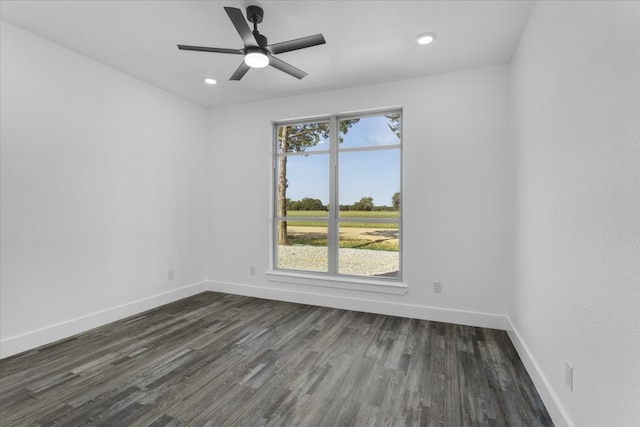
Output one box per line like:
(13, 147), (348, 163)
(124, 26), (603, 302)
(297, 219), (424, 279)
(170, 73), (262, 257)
(0, 292), (553, 426)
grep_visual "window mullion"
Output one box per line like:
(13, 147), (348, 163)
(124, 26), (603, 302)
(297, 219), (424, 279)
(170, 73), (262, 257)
(327, 115), (339, 275)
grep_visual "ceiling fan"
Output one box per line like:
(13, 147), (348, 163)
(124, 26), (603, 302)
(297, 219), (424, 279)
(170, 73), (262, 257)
(178, 5), (326, 81)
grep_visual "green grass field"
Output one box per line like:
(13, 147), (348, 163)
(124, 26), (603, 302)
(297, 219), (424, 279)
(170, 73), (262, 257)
(284, 210), (399, 229)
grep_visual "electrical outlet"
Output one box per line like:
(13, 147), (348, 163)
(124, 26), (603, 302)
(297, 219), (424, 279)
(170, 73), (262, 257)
(168, 269), (175, 280)
(433, 281), (442, 293)
(565, 361), (573, 391)
(249, 266), (256, 276)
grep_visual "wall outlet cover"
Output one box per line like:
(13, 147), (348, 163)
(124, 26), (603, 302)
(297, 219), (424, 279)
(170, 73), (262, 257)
(433, 281), (442, 293)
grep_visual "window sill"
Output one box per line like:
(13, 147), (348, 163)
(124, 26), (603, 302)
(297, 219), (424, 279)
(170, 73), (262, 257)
(266, 270), (408, 295)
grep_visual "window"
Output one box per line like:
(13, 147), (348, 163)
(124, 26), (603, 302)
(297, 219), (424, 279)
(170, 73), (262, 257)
(273, 110), (401, 281)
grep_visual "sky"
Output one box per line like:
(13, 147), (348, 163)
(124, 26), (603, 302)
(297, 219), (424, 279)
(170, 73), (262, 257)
(281, 115), (401, 207)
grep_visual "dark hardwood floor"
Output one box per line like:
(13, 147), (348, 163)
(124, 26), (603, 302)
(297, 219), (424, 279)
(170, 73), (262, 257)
(0, 292), (553, 426)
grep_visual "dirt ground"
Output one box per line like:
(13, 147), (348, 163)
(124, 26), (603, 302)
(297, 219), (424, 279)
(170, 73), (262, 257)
(287, 226), (399, 245)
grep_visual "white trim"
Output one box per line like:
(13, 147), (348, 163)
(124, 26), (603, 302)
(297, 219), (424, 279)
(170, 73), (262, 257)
(0, 278), (573, 427)
(266, 270), (407, 295)
(1, 278), (570, 427)
(0, 281), (209, 359)
(207, 280), (507, 330)
(328, 114), (338, 275)
(273, 109), (403, 281)
(506, 318), (574, 427)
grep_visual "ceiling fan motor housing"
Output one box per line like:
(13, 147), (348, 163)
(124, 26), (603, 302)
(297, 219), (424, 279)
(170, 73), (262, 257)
(247, 6), (263, 24)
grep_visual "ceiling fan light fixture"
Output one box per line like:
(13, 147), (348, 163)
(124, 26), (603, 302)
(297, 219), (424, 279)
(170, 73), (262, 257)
(244, 49), (269, 68)
(178, 6), (324, 80)
(416, 32), (437, 45)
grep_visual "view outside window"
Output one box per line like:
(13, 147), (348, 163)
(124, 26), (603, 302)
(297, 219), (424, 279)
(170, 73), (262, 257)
(274, 111), (401, 279)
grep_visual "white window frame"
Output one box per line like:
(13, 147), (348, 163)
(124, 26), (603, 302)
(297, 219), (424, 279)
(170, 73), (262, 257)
(268, 109), (406, 294)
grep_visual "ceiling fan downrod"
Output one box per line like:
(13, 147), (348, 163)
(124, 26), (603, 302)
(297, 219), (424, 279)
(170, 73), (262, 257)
(247, 5), (267, 46)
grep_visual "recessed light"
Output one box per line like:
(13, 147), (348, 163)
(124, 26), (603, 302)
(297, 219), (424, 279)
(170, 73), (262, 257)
(204, 78), (217, 85)
(416, 32), (437, 45)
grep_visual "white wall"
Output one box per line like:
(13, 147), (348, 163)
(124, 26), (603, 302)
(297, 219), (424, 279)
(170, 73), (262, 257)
(0, 22), (209, 357)
(3, 2), (638, 424)
(510, 2), (640, 426)
(206, 65), (514, 328)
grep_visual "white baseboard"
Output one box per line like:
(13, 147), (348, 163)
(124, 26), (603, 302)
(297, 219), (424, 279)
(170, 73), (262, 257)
(209, 281), (573, 425)
(506, 318), (574, 427)
(1, 279), (572, 427)
(1, 278), (573, 427)
(0, 281), (209, 359)
(206, 280), (509, 330)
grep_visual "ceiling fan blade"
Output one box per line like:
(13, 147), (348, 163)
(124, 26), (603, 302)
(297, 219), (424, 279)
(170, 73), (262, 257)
(230, 61), (251, 81)
(224, 7), (258, 47)
(177, 45), (243, 55)
(268, 55), (307, 79)
(267, 34), (326, 55)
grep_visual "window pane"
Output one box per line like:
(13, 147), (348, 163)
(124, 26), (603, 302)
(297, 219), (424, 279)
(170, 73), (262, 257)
(339, 149), (400, 216)
(277, 121), (330, 153)
(338, 223), (399, 277)
(276, 154), (329, 217)
(339, 113), (401, 149)
(276, 220), (328, 273)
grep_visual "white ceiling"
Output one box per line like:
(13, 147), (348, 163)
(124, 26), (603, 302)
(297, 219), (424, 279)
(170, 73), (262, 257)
(0, 0), (535, 108)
